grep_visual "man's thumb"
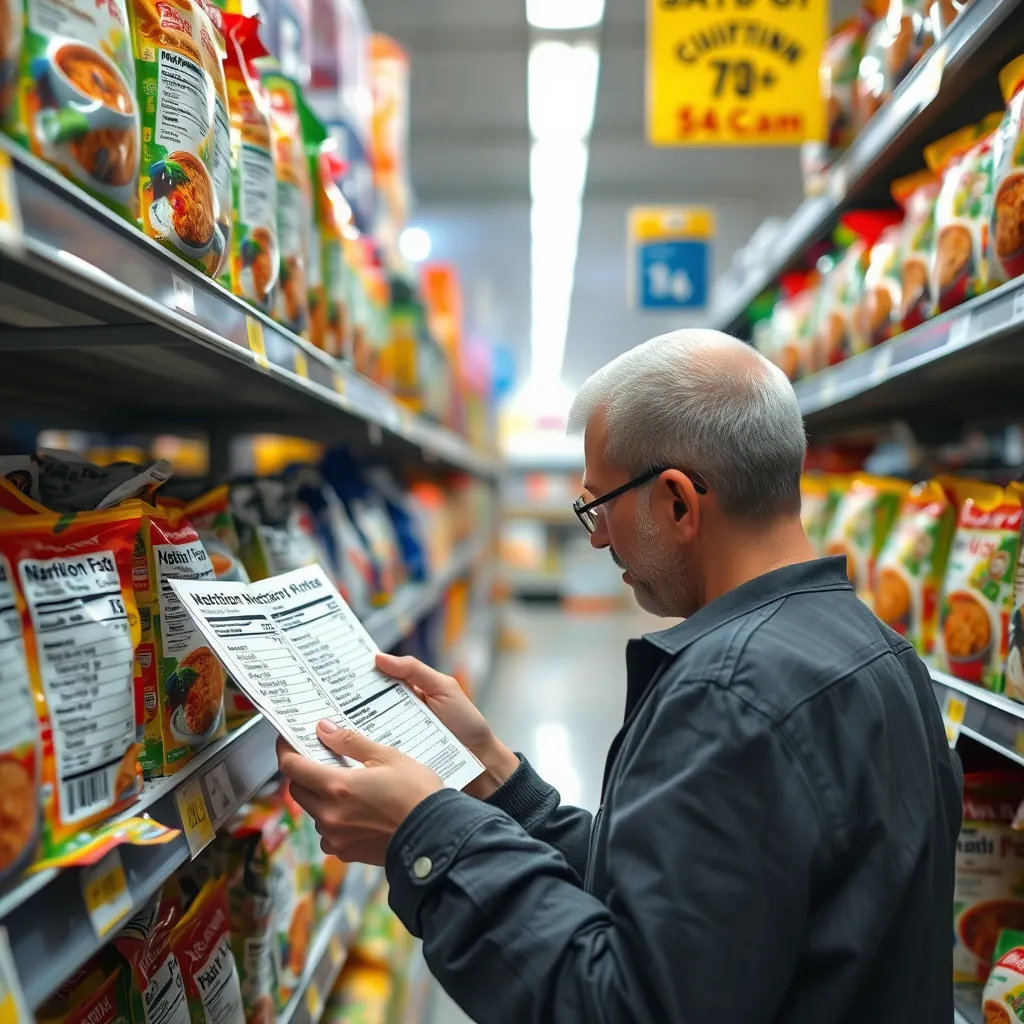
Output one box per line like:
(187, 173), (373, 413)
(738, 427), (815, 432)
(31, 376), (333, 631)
(316, 720), (387, 764)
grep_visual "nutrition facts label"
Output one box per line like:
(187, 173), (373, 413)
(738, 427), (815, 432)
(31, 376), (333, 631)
(155, 538), (215, 660)
(169, 568), (481, 789)
(18, 552), (135, 823)
(0, 558), (36, 760)
(156, 50), (212, 151)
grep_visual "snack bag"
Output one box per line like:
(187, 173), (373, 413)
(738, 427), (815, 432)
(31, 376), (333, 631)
(320, 151), (354, 359)
(801, 474), (844, 555)
(989, 55), (1024, 291)
(0, 505), (143, 856)
(0, 553), (40, 886)
(954, 770), (1024, 987)
(134, 504), (224, 776)
(260, 67), (312, 337)
(114, 883), (189, 1024)
(4, 0), (139, 221)
(938, 482), (1023, 691)
(131, 0), (232, 277)
(981, 929), (1024, 1022)
(168, 876), (245, 1024)
(297, 93), (328, 349)
(929, 114), (1002, 315)
(768, 272), (816, 382)
(872, 477), (961, 655)
(221, 13), (278, 309)
(893, 168), (942, 331)
(323, 964), (391, 1024)
(38, 955), (133, 1024)
(821, 17), (870, 155)
(0, 0), (19, 120)
(823, 474), (909, 604)
(852, 221), (903, 349)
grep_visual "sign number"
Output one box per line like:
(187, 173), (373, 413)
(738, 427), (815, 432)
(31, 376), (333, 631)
(175, 779), (216, 857)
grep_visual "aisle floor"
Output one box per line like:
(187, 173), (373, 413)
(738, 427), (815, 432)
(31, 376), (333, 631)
(427, 600), (665, 1024)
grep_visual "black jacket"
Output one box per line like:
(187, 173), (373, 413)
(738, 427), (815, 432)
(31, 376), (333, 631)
(385, 557), (963, 1023)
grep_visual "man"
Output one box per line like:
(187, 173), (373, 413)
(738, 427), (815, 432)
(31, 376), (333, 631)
(279, 329), (962, 1023)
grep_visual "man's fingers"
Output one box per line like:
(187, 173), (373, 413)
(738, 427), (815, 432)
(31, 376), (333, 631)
(375, 653), (455, 697)
(276, 737), (344, 792)
(317, 720), (390, 764)
(288, 780), (332, 820)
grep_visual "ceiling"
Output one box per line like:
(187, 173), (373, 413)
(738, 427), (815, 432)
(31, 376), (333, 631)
(362, 0), (808, 390)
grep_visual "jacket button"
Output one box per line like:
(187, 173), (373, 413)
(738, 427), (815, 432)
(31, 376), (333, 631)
(413, 856), (432, 879)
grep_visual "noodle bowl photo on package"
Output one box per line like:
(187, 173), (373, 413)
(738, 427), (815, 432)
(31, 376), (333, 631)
(148, 151), (218, 259)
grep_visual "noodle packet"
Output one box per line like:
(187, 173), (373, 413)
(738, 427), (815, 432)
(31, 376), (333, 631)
(988, 55), (1024, 292)
(872, 477), (962, 655)
(133, 503), (224, 777)
(928, 114), (1002, 315)
(4, 0), (139, 221)
(0, 504), (144, 855)
(823, 474), (909, 605)
(221, 13), (278, 310)
(259, 66), (312, 337)
(38, 954), (133, 1024)
(938, 482), (1024, 691)
(852, 220), (903, 349)
(954, 771), (1024, 987)
(130, 0), (232, 277)
(893, 167), (942, 331)
(168, 876), (245, 1024)
(0, 0), (18, 121)
(981, 929), (1024, 1022)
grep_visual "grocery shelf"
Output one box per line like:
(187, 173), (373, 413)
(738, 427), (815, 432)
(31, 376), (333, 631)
(0, 138), (499, 479)
(709, 0), (1024, 336)
(955, 991), (982, 1024)
(0, 537), (484, 1008)
(279, 864), (384, 1024)
(503, 506), (578, 525)
(930, 667), (1024, 769)
(505, 569), (564, 597)
(793, 278), (1024, 438)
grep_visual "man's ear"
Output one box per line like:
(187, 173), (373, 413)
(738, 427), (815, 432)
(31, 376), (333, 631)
(649, 470), (701, 544)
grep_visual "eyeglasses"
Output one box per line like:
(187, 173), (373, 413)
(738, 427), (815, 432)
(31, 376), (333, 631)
(572, 467), (708, 534)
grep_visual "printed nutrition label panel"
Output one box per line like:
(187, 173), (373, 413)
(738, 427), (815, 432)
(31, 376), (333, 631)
(169, 568), (482, 789)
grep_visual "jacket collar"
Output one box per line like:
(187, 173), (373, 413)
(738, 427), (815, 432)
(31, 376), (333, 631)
(642, 556), (852, 656)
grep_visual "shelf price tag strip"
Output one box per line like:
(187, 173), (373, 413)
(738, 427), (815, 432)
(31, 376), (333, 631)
(304, 983), (322, 1022)
(0, 927), (29, 1024)
(246, 317), (270, 370)
(175, 778), (216, 857)
(0, 151), (23, 254)
(81, 849), (133, 939)
(943, 692), (967, 747)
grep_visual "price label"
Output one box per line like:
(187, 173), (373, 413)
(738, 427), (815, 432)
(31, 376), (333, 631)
(333, 372), (346, 397)
(870, 347), (892, 386)
(1013, 288), (1024, 324)
(0, 927), (29, 1024)
(947, 312), (971, 350)
(82, 849), (132, 939)
(304, 983), (322, 1022)
(0, 150), (23, 253)
(827, 165), (848, 206)
(175, 778), (215, 857)
(915, 43), (948, 109)
(171, 274), (196, 316)
(819, 375), (837, 406)
(343, 899), (360, 933)
(293, 350), (309, 380)
(328, 934), (344, 971)
(246, 317), (270, 370)
(204, 762), (236, 825)
(943, 693), (967, 747)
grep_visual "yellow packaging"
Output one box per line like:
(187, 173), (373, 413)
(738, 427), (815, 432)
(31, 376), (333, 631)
(800, 473), (845, 555)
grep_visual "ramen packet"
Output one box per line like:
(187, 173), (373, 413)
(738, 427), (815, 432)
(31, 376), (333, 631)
(38, 953), (133, 1024)
(221, 13), (278, 310)
(981, 929), (1024, 1022)
(297, 94), (328, 350)
(954, 770), (1024, 987)
(323, 964), (391, 1024)
(852, 219), (903, 349)
(0, 0), (18, 121)
(928, 113), (1002, 316)
(259, 66), (312, 337)
(4, 0), (139, 221)
(824, 474), (909, 605)
(872, 477), (963, 655)
(113, 881), (188, 1024)
(0, 504), (143, 856)
(988, 55), (1024, 293)
(937, 482), (1024, 691)
(130, 0), (232, 277)
(767, 272), (816, 382)
(168, 876), (245, 1024)
(320, 151), (355, 359)
(894, 167), (942, 331)
(134, 503), (225, 777)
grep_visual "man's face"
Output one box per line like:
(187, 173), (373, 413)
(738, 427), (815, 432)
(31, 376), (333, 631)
(582, 412), (695, 617)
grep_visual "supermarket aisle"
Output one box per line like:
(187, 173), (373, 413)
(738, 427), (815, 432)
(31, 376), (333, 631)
(428, 601), (666, 1024)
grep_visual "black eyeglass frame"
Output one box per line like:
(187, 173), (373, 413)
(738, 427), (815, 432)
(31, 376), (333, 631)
(573, 467), (708, 534)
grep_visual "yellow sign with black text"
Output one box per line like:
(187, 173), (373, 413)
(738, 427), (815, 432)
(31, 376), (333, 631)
(647, 0), (828, 146)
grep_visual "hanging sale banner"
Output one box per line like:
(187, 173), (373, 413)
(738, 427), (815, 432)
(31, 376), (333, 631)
(646, 0), (828, 147)
(628, 207), (714, 311)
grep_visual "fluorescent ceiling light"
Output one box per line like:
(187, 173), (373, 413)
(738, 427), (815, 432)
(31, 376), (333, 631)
(530, 140), (589, 204)
(527, 0), (605, 30)
(399, 226), (431, 262)
(528, 40), (600, 142)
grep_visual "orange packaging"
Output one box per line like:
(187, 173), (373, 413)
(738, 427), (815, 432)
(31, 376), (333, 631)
(0, 504), (144, 856)
(892, 167), (942, 331)
(988, 55), (1024, 290)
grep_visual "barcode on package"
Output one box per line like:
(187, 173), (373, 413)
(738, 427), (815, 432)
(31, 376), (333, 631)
(63, 765), (113, 821)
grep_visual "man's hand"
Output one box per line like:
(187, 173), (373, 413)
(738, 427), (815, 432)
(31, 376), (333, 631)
(375, 652), (520, 799)
(277, 722), (443, 865)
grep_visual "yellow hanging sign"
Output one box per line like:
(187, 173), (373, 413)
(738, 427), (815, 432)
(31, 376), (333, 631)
(647, 0), (828, 147)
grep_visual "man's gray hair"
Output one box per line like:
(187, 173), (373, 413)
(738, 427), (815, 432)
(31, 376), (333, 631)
(567, 328), (806, 520)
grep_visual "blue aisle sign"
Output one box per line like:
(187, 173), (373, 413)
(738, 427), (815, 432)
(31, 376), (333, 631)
(628, 207), (714, 311)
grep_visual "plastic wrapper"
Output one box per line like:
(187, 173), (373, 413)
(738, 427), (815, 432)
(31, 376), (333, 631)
(801, 474), (845, 556)
(38, 954), (133, 1024)
(981, 929), (1024, 1023)
(893, 168), (942, 331)
(852, 221), (903, 348)
(988, 55), (1024, 292)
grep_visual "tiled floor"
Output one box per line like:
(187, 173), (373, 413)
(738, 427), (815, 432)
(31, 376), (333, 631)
(426, 601), (666, 1024)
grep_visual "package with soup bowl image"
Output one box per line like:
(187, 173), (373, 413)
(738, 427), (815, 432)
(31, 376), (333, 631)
(4, 0), (139, 221)
(988, 54), (1024, 289)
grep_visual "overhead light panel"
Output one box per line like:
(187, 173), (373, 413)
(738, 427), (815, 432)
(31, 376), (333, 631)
(528, 40), (600, 142)
(526, 0), (605, 30)
(399, 226), (432, 262)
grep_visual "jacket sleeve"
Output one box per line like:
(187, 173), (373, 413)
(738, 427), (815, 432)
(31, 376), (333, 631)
(385, 680), (827, 1024)
(484, 755), (592, 882)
